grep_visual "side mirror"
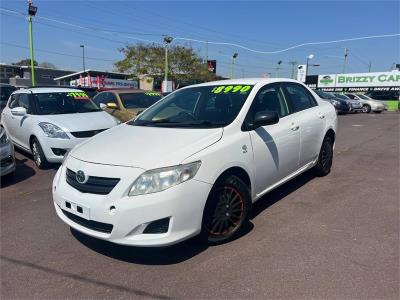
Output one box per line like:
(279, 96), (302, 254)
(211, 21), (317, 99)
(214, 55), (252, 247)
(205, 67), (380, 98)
(249, 110), (279, 130)
(11, 107), (27, 116)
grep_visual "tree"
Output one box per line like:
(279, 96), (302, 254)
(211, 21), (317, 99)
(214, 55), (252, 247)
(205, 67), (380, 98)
(114, 43), (218, 82)
(12, 58), (38, 66)
(39, 61), (56, 69)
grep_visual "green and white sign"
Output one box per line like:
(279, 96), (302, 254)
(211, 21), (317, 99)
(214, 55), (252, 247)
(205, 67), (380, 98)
(318, 71), (400, 88)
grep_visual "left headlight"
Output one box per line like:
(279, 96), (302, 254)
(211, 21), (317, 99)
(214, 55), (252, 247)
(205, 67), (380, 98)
(38, 122), (69, 139)
(0, 131), (9, 145)
(129, 161), (201, 196)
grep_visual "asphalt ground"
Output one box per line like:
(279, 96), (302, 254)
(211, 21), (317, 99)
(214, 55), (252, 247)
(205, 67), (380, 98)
(1, 112), (399, 299)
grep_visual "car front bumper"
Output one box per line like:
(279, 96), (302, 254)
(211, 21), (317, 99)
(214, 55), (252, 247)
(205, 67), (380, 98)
(0, 142), (15, 176)
(52, 160), (213, 247)
(39, 136), (90, 163)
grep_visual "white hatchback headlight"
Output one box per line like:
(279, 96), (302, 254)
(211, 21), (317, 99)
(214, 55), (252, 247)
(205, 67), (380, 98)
(38, 122), (69, 139)
(129, 161), (201, 196)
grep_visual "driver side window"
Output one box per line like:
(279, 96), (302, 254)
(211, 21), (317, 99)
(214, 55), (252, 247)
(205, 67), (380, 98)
(249, 85), (289, 119)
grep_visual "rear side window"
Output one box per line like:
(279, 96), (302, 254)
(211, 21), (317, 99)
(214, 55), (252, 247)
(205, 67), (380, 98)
(284, 84), (317, 113)
(8, 94), (19, 109)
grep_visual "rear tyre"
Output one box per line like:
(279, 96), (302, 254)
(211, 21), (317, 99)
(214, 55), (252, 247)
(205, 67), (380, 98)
(362, 104), (371, 113)
(202, 175), (251, 245)
(31, 138), (49, 169)
(314, 136), (333, 177)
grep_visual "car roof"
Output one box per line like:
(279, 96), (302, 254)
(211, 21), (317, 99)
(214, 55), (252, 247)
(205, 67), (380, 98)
(104, 89), (158, 94)
(187, 78), (301, 88)
(13, 87), (85, 94)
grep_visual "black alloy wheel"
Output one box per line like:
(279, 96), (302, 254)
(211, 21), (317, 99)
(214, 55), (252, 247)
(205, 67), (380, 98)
(202, 175), (251, 245)
(314, 136), (333, 177)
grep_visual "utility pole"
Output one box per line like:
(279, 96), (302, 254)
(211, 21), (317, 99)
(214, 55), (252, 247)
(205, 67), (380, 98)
(289, 60), (297, 79)
(80, 45), (85, 72)
(205, 41), (208, 63)
(368, 61), (372, 72)
(27, 0), (37, 86)
(163, 36), (173, 92)
(342, 48), (349, 74)
(241, 68), (245, 78)
(230, 53), (238, 79)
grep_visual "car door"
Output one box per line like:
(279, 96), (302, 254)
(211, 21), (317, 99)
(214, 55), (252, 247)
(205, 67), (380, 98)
(246, 83), (301, 197)
(1, 93), (19, 141)
(282, 83), (325, 168)
(12, 93), (34, 150)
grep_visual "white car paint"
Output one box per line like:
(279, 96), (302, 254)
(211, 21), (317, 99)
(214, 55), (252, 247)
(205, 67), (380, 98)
(53, 78), (337, 246)
(1, 87), (119, 164)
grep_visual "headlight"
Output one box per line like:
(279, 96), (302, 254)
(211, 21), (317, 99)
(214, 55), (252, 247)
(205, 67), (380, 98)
(0, 131), (9, 145)
(38, 122), (69, 139)
(129, 161), (201, 196)
(330, 100), (340, 105)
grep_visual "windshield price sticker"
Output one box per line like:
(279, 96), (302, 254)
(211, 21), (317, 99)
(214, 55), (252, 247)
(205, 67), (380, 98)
(68, 92), (90, 100)
(145, 92), (161, 96)
(211, 85), (252, 94)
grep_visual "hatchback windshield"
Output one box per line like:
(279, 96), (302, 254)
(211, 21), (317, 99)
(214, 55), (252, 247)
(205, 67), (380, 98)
(315, 90), (335, 99)
(120, 92), (162, 109)
(130, 84), (254, 128)
(34, 92), (101, 115)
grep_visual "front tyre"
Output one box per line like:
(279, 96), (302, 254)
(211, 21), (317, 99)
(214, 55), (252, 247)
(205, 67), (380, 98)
(362, 104), (371, 113)
(313, 136), (333, 177)
(202, 175), (251, 245)
(31, 138), (49, 169)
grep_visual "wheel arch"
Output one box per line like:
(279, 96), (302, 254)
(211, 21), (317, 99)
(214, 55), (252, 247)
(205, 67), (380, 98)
(212, 166), (251, 194)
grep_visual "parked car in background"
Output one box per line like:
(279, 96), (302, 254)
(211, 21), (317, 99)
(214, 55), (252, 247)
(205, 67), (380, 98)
(53, 78), (337, 246)
(93, 89), (162, 122)
(344, 93), (387, 113)
(314, 90), (351, 114)
(332, 93), (362, 113)
(0, 126), (16, 177)
(1, 88), (119, 169)
(0, 84), (17, 110)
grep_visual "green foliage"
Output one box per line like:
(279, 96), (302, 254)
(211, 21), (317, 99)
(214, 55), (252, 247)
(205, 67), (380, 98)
(115, 43), (218, 82)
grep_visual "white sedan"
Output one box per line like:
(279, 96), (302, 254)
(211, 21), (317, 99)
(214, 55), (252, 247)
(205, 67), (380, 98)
(53, 79), (337, 246)
(1, 87), (119, 169)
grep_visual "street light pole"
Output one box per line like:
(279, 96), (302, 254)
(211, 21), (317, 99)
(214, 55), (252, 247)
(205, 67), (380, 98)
(305, 54), (314, 78)
(230, 52), (238, 79)
(80, 45), (85, 72)
(342, 48), (349, 74)
(163, 36), (173, 90)
(27, 0), (37, 86)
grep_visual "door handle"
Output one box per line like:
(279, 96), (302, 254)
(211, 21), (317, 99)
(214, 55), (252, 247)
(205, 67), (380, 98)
(291, 124), (300, 131)
(318, 113), (325, 119)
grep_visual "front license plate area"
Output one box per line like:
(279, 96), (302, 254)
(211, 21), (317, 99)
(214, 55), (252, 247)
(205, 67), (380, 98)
(64, 200), (90, 220)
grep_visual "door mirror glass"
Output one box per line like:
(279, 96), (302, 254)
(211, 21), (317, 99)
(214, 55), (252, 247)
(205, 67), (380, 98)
(106, 102), (118, 109)
(251, 110), (279, 129)
(11, 107), (27, 116)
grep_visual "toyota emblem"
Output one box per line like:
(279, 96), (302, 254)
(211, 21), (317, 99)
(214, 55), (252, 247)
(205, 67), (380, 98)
(76, 170), (88, 184)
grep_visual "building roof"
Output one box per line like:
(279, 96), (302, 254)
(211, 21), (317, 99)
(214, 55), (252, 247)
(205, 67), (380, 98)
(54, 69), (132, 81)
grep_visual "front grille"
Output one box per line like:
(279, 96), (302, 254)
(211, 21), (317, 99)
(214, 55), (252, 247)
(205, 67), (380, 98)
(66, 169), (120, 195)
(61, 208), (113, 233)
(0, 155), (13, 167)
(70, 128), (107, 138)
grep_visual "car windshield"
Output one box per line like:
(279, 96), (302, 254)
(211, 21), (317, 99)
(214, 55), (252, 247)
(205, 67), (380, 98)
(0, 86), (17, 102)
(34, 92), (101, 115)
(357, 94), (370, 100)
(129, 84), (254, 128)
(120, 92), (162, 109)
(334, 94), (349, 100)
(315, 90), (335, 99)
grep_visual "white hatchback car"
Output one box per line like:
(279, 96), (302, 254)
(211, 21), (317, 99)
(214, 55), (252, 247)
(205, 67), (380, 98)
(1, 87), (119, 169)
(53, 79), (337, 246)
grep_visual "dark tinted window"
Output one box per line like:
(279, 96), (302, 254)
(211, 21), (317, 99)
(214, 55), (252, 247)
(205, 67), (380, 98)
(0, 86), (17, 104)
(284, 84), (317, 112)
(92, 92), (105, 105)
(250, 85), (289, 118)
(8, 94), (19, 109)
(345, 94), (356, 99)
(119, 92), (162, 109)
(18, 94), (30, 111)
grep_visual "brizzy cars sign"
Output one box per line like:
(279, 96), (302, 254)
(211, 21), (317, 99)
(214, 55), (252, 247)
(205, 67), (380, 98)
(318, 71), (400, 88)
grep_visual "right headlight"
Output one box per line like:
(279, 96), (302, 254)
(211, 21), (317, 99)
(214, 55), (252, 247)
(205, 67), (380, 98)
(330, 100), (340, 105)
(129, 161), (201, 196)
(38, 122), (69, 139)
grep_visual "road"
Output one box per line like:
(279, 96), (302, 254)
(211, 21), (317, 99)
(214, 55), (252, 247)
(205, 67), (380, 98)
(1, 112), (399, 299)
